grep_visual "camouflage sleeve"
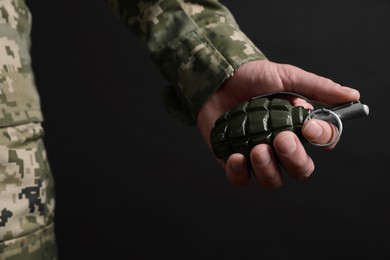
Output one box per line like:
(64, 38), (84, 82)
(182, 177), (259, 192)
(108, 0), (267, 125)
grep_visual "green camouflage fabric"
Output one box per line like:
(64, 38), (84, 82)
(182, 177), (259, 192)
(0, 123), (57, 259)
(109, 0), (267, 124)
(0, 0), (57, 259)
(0, 0), (266, 258)
(0, 0), (43, 127)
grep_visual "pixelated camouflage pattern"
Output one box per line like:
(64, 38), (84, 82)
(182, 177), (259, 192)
(0, 0), (56, 258)
(0, 122), (57, 259)
(0, 0), (43, 127)
(0, 0), (266, 258)
(0, 224), (57, 260)
(109, 0), (267, 124)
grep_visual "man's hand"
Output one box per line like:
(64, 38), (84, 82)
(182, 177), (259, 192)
(196, 60), (360, 189)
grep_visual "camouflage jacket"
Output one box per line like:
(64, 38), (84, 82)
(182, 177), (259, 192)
(109, 0), (267, 125)
(0, 0), (266, 129)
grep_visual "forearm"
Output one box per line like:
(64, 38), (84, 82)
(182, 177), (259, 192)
(109, 0), (266, 124)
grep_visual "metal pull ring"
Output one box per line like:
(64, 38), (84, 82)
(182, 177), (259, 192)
(304, 108), (343, 147)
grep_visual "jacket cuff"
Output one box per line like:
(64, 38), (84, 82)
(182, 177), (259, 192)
(109, 0), (267, 125)
(161, 22), (266, 125)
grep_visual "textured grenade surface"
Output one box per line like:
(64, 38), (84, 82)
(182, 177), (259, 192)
(210, 97), (311, 162)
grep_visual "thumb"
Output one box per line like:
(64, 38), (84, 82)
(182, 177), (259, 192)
(277, 64), (360, 106)
(301, 119), (339, 149)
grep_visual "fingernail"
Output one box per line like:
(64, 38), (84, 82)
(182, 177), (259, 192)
(276, 134), (297, 155)
(341, 87), (360, 96)
(254, 147), (271, 167)
(303, 121), (323, 139)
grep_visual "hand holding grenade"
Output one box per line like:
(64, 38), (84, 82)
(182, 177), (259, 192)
(210, 93), (369, 163)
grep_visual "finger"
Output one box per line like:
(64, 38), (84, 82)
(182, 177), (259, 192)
(250, 144), (283, 189)
(277, 64), (360, 106)
(273, 131), (315, 180)
(226, 153), (251, 187)
(302, 119), (339, 149)
(290, 97), (314, 109)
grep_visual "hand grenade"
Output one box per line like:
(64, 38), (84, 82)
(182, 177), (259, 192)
(210, 93), (369, 163)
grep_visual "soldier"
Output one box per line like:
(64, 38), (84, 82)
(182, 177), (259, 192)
(0, 0), (360, 259)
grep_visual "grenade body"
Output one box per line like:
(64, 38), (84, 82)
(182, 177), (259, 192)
(210, 97), (311, 162)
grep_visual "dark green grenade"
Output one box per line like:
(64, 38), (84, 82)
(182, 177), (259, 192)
(210, 94), (369, 163)
(210, 97), (310, 162)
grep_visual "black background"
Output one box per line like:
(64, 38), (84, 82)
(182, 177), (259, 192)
(27, 0), (389, 259)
